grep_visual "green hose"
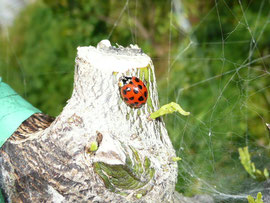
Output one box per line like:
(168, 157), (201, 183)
(0, 190), (4, 203)
(0, 78), (41, 148)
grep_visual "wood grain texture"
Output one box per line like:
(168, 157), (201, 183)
(10, 113), (55, 141)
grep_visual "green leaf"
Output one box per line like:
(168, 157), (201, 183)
(136, 193), (143, 199)
(256, 192), (264, 203)
(247, 192), (264, 203)
(93, 146), (155, 195)
(171, 157), (182, 162)
(150, 102), (190, 120)
(264, 168), (269, 179)
(239, 147), (269, 181)
(247, 195), (255, 203)
(90, 141), (98, 152)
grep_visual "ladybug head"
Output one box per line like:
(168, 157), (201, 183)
(118, 76), (132, 88)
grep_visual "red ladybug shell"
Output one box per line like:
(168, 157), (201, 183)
(120, 76), (148, 108)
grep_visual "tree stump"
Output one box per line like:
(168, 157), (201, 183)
(0, 40), (179, 202)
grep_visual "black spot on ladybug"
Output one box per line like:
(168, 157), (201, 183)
(135, 77), (140, 82)
(138, 85), (142, 89)
(123, 89), (127, 95)
(144, 91), (147, 97)
(143, 83), (146, 87)
(126, 87), (131, 92)
(124, 98), (129, 101)
(129, 81), (133, 85)
(138, 96), (144, 101)
(129, 97), (134, 100)
(133, 88), (139, 94)
(135, 102), (139, 105)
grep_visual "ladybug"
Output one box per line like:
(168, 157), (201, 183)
(119, 76), (148, 108)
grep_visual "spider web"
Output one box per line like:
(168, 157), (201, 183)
(165, 1), (270, 202)
(1, 0), (270, 202)
(118, 0), (269, 202)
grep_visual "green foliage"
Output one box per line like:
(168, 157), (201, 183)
(247, 192), (264, 203)
(0, 0), (179, 116)
(239, 147), (269, 181)
(0, 1), (109, 116)
(1, 0), (270, 200)
(158, 0), (270, 196)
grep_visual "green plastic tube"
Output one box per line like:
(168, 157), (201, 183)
(0, 190), (4, 203)
(0, 78), (41, 148)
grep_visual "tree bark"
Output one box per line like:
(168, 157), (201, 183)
(0, 40), (214, 203)
(0, 40), (178, 203)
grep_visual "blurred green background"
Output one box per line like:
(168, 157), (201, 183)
(1, 0), (270, 202)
